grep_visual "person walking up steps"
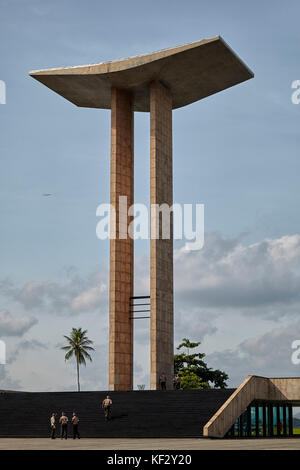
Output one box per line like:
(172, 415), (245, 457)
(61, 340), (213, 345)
(72, 412), (80, 439)
(59, 412), (68, 439)
(102, 395), (113, 421)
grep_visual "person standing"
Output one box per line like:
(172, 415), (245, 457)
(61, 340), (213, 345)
(159, 372), (167, 390)
(50, 413), (56, 439)
(72, 412), (80, 439)
(102, 395), (113, 421)
(59, 412), (68, 440)
(174, 374), (181, 390)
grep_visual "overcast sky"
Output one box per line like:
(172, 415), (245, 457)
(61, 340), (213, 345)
(1, 0), (300, 391)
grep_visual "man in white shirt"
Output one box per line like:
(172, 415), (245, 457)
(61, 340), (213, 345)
(50, 413), (56, 439)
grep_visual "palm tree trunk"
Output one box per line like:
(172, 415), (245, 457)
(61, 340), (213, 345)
(76, 357), (80, 392)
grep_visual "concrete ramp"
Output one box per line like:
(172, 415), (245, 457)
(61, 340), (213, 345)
(204, 375), (300, 438)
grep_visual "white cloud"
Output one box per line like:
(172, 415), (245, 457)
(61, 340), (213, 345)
(6, 233), (300, 320)
(175, 232), (300, 314)
(175, 309), (217, 344)
(0, 269), (108, 316)
(18, 339), (47, 351)
(0, 310), (37, 337)
(71, 284), (106, 312)
(0, 365), (21, 391)
(207, 320), (300, 387)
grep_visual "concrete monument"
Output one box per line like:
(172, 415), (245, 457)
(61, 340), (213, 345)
(30, 36), (253, 390)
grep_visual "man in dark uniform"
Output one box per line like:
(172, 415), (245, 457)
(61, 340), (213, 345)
(59, 412), (68, 439)
(159, 372), (167, 390)
(72, 412), (80, 439)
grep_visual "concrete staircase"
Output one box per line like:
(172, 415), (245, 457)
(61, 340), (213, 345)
(0, 389), (235, 438)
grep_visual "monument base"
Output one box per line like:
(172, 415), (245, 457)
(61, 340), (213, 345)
(0, 389), (234, 438)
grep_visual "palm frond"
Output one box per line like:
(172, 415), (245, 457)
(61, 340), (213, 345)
(64, 350), (74, 361)
(81, 350), (93, 362)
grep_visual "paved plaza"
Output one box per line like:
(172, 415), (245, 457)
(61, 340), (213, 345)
(0, 438), (299, 450)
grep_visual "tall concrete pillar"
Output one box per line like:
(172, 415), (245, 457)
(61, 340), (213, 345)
(109, 88), (134, 390)
(31, 38), (254, 393)
(150, 81), (174, 390)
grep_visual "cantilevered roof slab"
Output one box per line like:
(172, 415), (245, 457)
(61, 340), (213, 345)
(29, 36), (254, 112)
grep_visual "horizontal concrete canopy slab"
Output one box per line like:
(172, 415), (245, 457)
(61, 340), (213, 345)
(29, 36), (254, 112)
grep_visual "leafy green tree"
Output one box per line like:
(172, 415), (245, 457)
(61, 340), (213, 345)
(174, 338), (228, 389)
(61, 328), (95, 392)
(179, 370), (209, 390)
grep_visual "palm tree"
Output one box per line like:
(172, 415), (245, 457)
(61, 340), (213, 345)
(61, 328), (95, 392)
